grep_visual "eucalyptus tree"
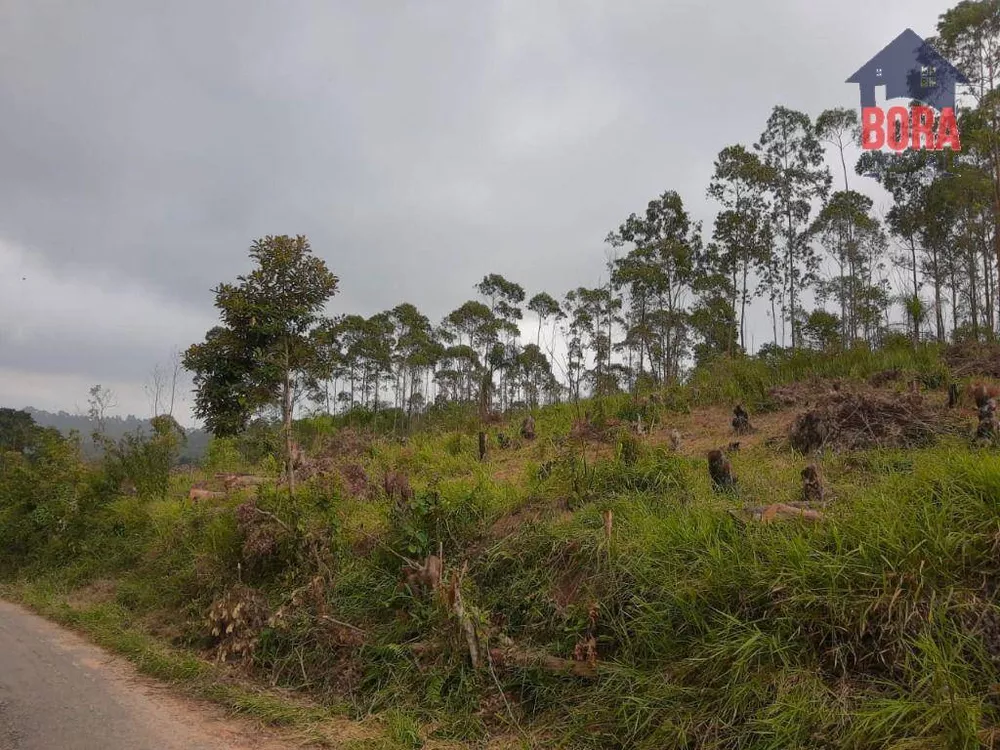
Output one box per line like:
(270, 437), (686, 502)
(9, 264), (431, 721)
(816, 107), (861, 191)
(607, 190), (698, 383)
(527, 292), (564, 349)
(689, 242), (739, 363)
(475, 274), (525, 409)
(810, 190), (888, 344)
(389, 303), (441, 419)
(856, 149), (936, 344)
(937, 0), (1000, 316)
(445, 299), (500, 410)
(756, 106), (832, 347)
(707, 145), (775, 350)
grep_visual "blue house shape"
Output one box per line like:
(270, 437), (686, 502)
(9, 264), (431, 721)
(847, 28), (967, 111)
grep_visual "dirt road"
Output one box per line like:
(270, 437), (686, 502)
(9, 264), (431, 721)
(0, 599), (303, 750)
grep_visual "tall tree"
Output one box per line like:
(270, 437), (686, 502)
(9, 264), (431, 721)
(563, 286), (622, 396)
(607, 190), (697, 383)
(87, 385), (117, 438)
(389, 303), (441, 421)
(445, 300), (499, 406)
(756, 106), (832, 348)
(810, 190), (888, 345)
(707, 145), (774, 350)
(527, 292), (563, 349)
(816, 108), (860, 191)
(857, 149), (942, 343)
(184, 235), (338, 492)
(689, 242), (739, 364)
(475, 274), (525, 411)
(937, 2), (1000, 325)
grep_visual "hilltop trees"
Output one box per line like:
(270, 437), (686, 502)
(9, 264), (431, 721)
(87, 385), (117, 437)
(816, 107), (860, 191)
(756, 106), (832, 347)
(527, 292), (563, 349)
(607, 190), (698, 386)
(810, 190), (888, 345)
(184, 235), (339, 490)
(707, 145), (774, 351)
(179, 4), (1000, 433)
(475, 274), (525, 411)
(937, 0), (1000, 321)
(0, 408), (53, 454)
(389, 303), (442, 418)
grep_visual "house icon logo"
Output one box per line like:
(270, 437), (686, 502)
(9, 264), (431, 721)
(847, 28), (966, 151)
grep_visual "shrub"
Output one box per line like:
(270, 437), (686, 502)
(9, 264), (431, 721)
(202, 437), (245, 474)
(99, 416), (185, 498)
(0, 429), (92, 569)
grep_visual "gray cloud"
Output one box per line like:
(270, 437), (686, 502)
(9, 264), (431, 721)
(0, 0), (951, 417)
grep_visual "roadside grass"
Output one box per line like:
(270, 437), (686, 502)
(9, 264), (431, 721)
(14, 437), (1000, 747)
(0, 579), (385, 747)
(7, 344), (1000, 748)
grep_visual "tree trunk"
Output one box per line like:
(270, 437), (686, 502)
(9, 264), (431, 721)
(932, 246), (944, 343)
(838, 239), (848, 344)
(838, 142), (849, 192)
(740, 266), (749, 351)
(910, 236), (920, 346)
(770, 291), (778, 347)
(283, 340), (295, 496)
(992, 143), (1000, 335)
(951, 269), (959, 338)
(786, 209), (797, 349)
(983, 234), (994, 335)
(970, 243), (980, 340)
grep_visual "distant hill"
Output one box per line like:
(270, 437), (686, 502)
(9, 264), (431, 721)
(21, 408), (210, 463)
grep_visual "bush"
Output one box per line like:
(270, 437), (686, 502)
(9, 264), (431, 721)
(202, 437), (246, 474)
(100, 416), (185, 498)
(0, 430), (93, 569)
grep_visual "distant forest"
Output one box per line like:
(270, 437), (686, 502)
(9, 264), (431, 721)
(22, 407), (210, 463)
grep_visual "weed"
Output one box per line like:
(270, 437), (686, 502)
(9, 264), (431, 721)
(9, 344), (1000, 747)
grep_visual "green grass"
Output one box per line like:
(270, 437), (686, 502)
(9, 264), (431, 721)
(686, 341), (950, 410)
(0, 582), (338, 728)
(6, 344), (1000, 748)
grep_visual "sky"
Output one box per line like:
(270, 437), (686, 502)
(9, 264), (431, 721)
(0, 0), (955, 424)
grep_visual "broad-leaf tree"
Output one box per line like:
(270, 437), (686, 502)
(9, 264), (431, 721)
(184, 235), (338, 491)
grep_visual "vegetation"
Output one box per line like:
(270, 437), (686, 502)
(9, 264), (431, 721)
(176, 1), (1000, 431)
(8, 3), (1000, 748)
(6, 336), (1000, 748)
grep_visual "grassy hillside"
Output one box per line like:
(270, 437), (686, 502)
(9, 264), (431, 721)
(5, 343), (1000, 748)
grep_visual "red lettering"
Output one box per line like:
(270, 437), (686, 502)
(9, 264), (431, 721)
(910, 106), (934, 150)
(862, 107), (885, 150)
(886, 106), (909, 151)
(934, 108), (962, 151)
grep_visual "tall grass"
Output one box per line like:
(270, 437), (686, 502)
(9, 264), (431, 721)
(686, 342), (949, 410)
(7, 343), (1000, 747)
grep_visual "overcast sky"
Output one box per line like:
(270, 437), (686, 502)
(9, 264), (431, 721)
(0, 0), (953, 422)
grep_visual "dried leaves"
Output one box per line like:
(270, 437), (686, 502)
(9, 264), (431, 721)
(235, 499), (290, 563)
(789, 390), (958, 453)
(207, 585), (269, 663)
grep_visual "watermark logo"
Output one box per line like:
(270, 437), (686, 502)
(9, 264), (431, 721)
(847, 28), (967, 151)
